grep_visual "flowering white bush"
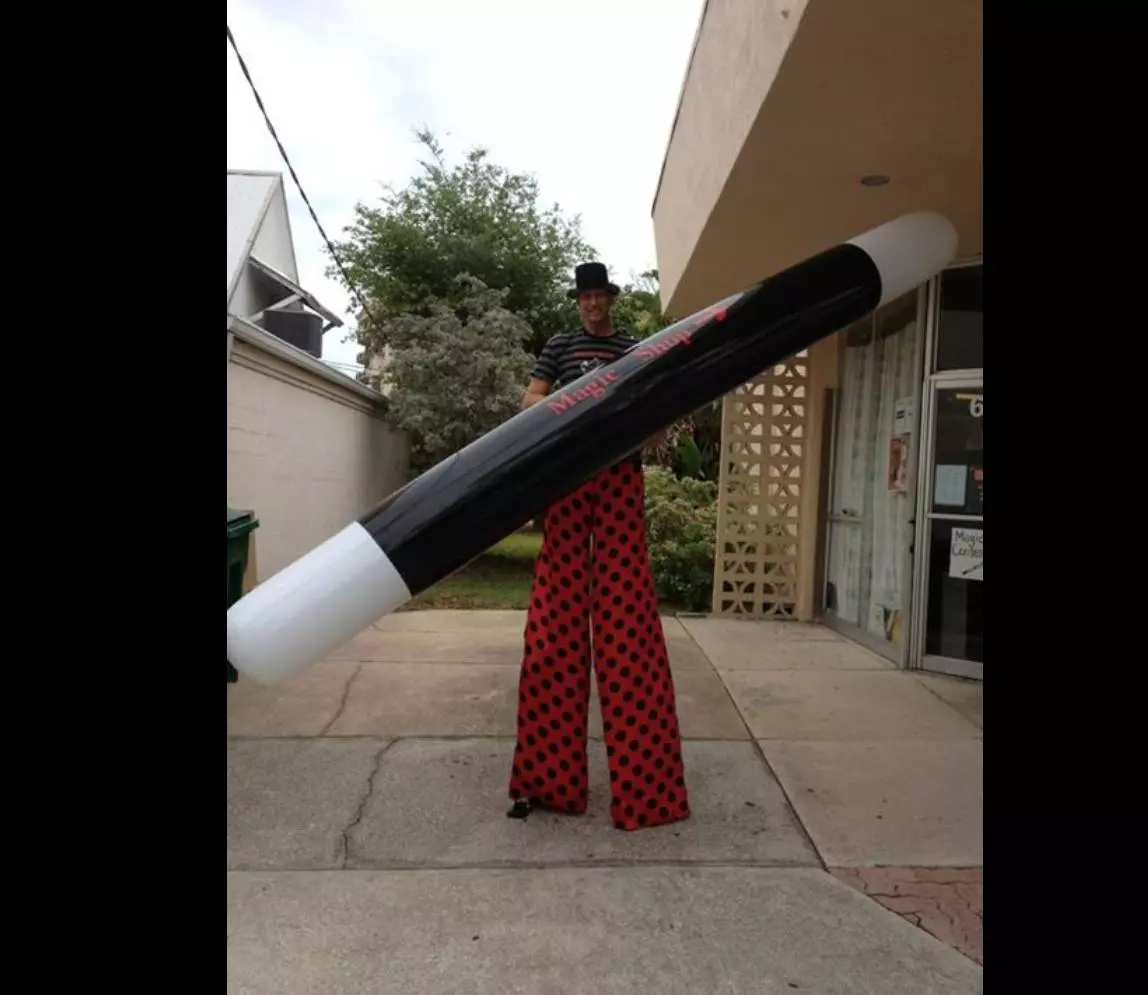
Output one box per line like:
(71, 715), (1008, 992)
(379, 276), (535, 474)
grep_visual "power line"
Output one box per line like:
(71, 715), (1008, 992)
(226, 25), (380, 332)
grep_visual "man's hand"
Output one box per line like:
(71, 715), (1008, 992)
(523, 378), (553, 410)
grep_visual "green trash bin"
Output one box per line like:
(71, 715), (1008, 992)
(227, 507), (260, 682)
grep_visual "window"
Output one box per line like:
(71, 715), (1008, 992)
(934, 265), (983, 371)
(822, 292), (921, 650)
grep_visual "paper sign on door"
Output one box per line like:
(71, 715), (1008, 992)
(949, 527), (983, 582)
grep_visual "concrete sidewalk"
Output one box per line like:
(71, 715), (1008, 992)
(227, 611), (983, 994)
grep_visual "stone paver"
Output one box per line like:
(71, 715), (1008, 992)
(722, 670), (982, 740)
(312, 661), (742, 740)
(227, 612), (983, 989)
(762, 739), (983, 867)
(328, 628), (525, 665)
(227, 867), (984, 995)
(707, 637), (895, 671)
(661, 629), (713, 670)
(336, 616), (704, 668)
(345, 739), (818, 868)
(916, 674), (983, 730)
(326, 663), (518, 737)
(227, 738), (388, 870)
(832, 868), (983, 965)
(375, 610), (686, 635)
(227, 661), (359, 737)
(376, 609), (527, 631)
(680, 618), (845, 666)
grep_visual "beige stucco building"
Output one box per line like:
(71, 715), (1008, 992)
(652, 0), (982, 679)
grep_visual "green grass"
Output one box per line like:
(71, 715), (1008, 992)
(401, 532), (542, 611)
(484, 532), (543, 561)
(400, 529), (686, 613)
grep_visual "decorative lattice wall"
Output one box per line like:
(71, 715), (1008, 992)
(712, 352), (810, 617)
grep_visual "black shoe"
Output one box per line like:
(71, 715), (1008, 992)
(507, 800), (533, 819)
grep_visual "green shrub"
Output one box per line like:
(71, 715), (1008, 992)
(642, 467), (718, 612)
(675, 433), (703, 479)
(643, 401), (723, 482)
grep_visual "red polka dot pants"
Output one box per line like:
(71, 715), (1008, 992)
(508, 461), (690, 831)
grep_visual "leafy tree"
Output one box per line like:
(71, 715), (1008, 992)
(328, 129), (595, 362)
(368, 276), (536, 474)
(612, 269), (667, 339)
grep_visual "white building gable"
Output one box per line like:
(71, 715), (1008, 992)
(227, 169), (342, 359)
(227, 170), (303, 315)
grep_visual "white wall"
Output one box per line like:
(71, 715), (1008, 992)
(228, 335), (409, 580)
(227, 172), (275, 291)
(228, 269), (261, 322)
(250, 185), (298, 281)
(227, 172), (299, 320)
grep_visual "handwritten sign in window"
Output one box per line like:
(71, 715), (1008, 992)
(949, 527), (983, 582)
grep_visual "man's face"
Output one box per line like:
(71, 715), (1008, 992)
(578, 290), (612, 325)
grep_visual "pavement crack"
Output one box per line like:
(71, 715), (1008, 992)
(340, 741), (395, 869)
(320, 663), (364, 736)
(696, 646), (827, 872)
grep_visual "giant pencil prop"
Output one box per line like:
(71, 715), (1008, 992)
(228, 211), (958, 684)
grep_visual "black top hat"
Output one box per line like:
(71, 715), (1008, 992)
(567, 262), (620, 299)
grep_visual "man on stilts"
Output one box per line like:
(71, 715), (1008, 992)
(507, 262), (691, 831)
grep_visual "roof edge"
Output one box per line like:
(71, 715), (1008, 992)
(228, 313), (384, 406)
(650, 0), (713, 218)
(227, 168), (284, 178)
(248, 255), (344, 329)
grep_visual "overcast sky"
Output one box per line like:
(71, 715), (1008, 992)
(227, 0), (705, 371)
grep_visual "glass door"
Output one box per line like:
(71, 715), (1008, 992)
(913, 377), (983, 678)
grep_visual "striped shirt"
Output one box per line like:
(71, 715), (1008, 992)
(532, 325), (640, 390)
(532, 325), (643, 469)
